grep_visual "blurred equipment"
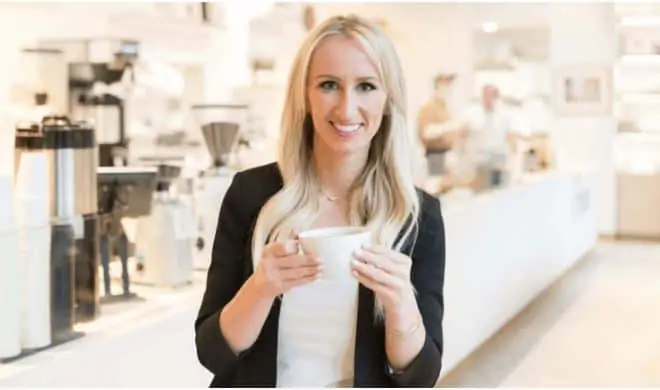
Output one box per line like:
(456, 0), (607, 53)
(48, 39), (140, 167)
(14, 124), (51, 350)
(0, 178), (21, 361)
(12, 48), (67, 119)
(191, 104), (247, 270)
(133, 161), (196, 287)
(97, 166), (158, 302)
(42, 115), (99, 342)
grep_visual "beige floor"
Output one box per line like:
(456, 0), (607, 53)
(439, 240), (660, 387)
(1, 241), (659, 387)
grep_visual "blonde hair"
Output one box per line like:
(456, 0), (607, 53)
(251, 15), (420, 308)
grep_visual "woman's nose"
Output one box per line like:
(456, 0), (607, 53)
(336, 90), (359, 121)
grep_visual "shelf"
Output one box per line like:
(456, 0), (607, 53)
(616, 131), (660, 142)
(618, 16), (660, 28)
(618, 54), (660, 66)
(474, 60), (517, 71)
(618, 93), (660, 104)
(615, 7), (660, 173)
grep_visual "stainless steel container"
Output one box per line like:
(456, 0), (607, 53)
(43, 116), (97, 219)
(42, 115), (100, 327)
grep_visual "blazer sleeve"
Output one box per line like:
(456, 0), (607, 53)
(388, 194), (446, 387)
(194, 171), (251, 378)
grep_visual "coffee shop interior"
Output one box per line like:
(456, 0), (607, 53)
(0, 1), (659, 387)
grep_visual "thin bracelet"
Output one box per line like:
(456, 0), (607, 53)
(388, 315), (423, 339)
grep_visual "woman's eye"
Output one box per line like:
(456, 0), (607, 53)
(357, 82), (377, 92)
(319, 80), (339, 90)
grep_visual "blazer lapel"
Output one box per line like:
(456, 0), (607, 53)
(353, 284), (385, 386)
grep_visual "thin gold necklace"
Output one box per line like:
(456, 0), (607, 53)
(320, 188), (342, 202)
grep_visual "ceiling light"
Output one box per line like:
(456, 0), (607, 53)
(482, 22), (499, 34)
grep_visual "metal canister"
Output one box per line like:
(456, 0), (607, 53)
(42, 115), (100, 332)
(43, 116), (97, 218)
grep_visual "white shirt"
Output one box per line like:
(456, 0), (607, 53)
(444, 102), (514, 182)
(460, 102), (513, 162)
(277, 277), (359, 387)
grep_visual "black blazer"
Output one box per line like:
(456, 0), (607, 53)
(194, 162), (446, 387)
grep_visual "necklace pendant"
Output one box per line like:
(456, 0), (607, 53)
(321, 189), (341, 202)
(325, 194), (340, 202)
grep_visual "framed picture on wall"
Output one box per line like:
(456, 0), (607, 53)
(553, 66), (612, 115)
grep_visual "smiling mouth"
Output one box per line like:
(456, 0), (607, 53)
(330, 122), (363, 134)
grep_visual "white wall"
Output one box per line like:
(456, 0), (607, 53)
(0, 4), (29, 177)
(547, 3), (618, 236)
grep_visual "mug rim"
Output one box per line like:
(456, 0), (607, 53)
(298, 226), (368, 239)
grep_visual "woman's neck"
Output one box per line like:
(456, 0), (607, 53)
(313, 144), (368, 199)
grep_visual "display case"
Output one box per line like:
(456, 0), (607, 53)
(613, 5), (660, 239)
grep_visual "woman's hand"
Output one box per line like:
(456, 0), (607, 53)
(351, 244), (427, 371)
(350, 244), (418, 319)
(252, 240), (323, 299)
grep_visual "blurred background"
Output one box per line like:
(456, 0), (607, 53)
(0, 1), (659, 387)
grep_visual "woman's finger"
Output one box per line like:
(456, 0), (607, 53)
(281, 263), (323, 282)
(362, 244), (409, 265)
(277, 254), (320, 269)
(290, 229), (300, 240)
(351, 268), (397, 301)
(351, 258), (404, 291)
(264, 240), (299, 257)
(353, 249), (403, 277)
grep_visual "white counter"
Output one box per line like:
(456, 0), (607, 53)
(438, 171), (597, 379)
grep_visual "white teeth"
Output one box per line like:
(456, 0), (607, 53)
(333, 123), (361, 133)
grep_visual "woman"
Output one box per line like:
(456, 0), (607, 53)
(194, 14), (446, 387)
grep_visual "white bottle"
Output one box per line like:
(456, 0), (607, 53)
(0, 176), (21, 359)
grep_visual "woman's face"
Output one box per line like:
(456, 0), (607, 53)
(306, 35), (388, 158)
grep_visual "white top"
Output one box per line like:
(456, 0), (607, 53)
(277, 276), (359, 387)
(460, 102), (513, 162)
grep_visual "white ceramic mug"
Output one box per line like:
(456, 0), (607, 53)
(298, 226), (372, 280)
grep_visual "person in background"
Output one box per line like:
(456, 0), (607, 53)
(416, 73), (464, 176)
(194, 14), (445, 387)
(449, 84), (517, 189)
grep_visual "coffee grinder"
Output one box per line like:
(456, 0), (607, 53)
(191, 104), (247, 270)
(133, 161), (196, 287)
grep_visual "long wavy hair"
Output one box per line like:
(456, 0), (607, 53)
(251, 15), (420, 306)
